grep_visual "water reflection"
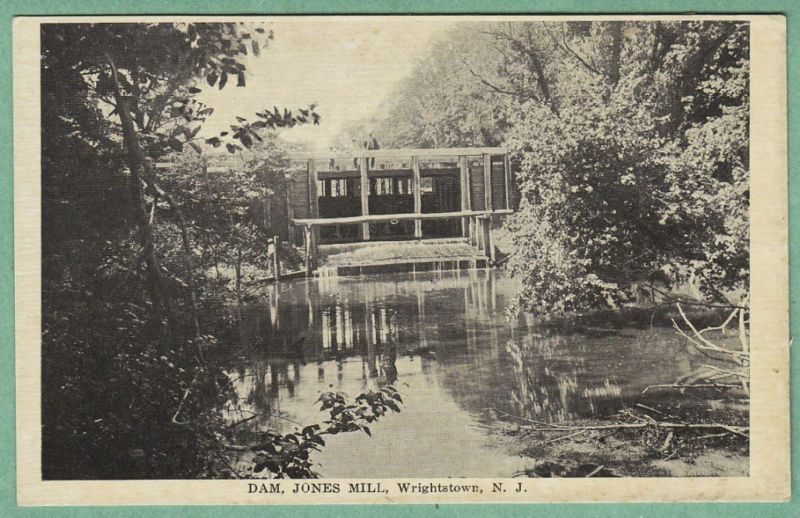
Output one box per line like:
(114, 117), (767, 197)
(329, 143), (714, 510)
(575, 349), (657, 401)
(226, 269), (722, 446)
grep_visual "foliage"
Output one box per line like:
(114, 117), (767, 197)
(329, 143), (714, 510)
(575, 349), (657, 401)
(338, 26), (507, 149)
(41, 22), (317, 479)
(246, 387), (403, 478)
(358, 21), (750, 315)
(501, 21), (749, 314)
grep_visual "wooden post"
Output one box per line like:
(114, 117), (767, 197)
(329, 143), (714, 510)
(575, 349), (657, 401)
(287, 188), (296, 246)
(481, 217), (492, 261)
(304, 225), (312, 277)
(482, 154), (495, 264)
(412, 155), (422, 239)
(483, 153), (492, 212)
(308, 159), (319, 216)
(308, 159), (321, 253)
(487, 222), (496, 265)
(475, 217), (484, 251)
(459, 155), (470, 238)
(359, 156), (370, 240)
(504, 153), (512, 211)
(469, 216), (477, 247)
(273, 235), (281, 281)
(310, 226), (318, 269)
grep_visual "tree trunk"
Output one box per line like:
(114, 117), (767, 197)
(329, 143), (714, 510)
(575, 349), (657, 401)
(115, 95), (172, 343)
(607, 22), (623, 86)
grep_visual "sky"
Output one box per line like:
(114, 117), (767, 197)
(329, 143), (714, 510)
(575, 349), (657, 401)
(196, 19), (457, 152)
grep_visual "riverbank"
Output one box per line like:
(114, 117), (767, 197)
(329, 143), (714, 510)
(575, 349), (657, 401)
(480, 404), (748, 477)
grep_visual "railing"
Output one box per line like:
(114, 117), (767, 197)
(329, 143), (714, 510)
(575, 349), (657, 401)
(289, 147), (512, 275)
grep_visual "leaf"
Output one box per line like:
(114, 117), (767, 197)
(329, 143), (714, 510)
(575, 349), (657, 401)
(255, 27), (265, 33)
(207, 70), (218, 87)
(205, 137), (221, 148)
(252, 40), (260, 56)
(362, 426), (371, 437)
(237, 71), (246, 87)
(218, 71), (228, 90)
(167, 138), (183, 152)
(226, 143), (242, 154)
(188, 142), (202, 154)
(188, 86), (202, 94)
(239, 133), (253, 149)
(235, 116), (247, 123)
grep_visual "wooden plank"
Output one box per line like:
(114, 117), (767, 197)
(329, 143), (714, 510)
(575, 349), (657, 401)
(359, 156), (370, 240)
(412, 156), (422, 239)
(469, 159), (485, 211)
(290, 147), (505, 161)
(317, 169), (361, 180)
(292, 209), (512, 227)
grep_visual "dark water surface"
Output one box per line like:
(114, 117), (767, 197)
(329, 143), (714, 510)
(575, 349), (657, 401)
(222, 270), (727, 477)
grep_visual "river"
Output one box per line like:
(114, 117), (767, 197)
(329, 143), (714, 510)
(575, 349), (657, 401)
(221, 269), (731, 478)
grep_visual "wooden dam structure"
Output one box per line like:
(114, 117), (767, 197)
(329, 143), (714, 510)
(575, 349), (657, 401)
(286, 147), (514, 276)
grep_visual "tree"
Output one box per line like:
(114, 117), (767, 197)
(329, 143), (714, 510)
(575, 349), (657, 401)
(41, 22), (318, 478)
(342, 25), (508, 149)
(43, 22), (318, 339)
(499, 21), (749, 314)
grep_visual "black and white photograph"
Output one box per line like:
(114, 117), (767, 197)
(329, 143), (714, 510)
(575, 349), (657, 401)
(14, 14), (788, 504)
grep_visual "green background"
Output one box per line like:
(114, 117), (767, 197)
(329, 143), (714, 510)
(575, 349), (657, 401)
(0, 1), (795, 516)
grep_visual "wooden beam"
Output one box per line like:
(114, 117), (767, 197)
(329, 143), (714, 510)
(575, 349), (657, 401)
(359, 156), (370, 240)
(290, 147), (505, 161)
(412, 156), (422, 239)
(292, 209), (511, 227)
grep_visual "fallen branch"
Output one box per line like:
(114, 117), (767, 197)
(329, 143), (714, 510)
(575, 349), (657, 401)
(672, 309), (748, 363)
(543, 429), (586, 445)
(172, 370), (201, 425)
(642, 382), (742, 393)
(521, 420), (749, 438)
(484, 407), (575, 430)
(585, 465), (605, 478)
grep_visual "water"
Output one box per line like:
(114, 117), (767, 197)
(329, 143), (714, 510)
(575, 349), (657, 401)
(221, 269), (732, 478)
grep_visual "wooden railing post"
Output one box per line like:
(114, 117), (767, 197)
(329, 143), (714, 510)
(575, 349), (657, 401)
(308, 159), (321, 254)
(412, 155), (422, 239)
(459, 155), (470, 238)
(359, 156), (370, 240)
(483, 153), (492, 212)
(304, 225), (312, 277)
(481, 217), (491, 260)
(482, 154), (495, 264)
(504, 153), (512, 211)
(273, 235), (281, 281)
